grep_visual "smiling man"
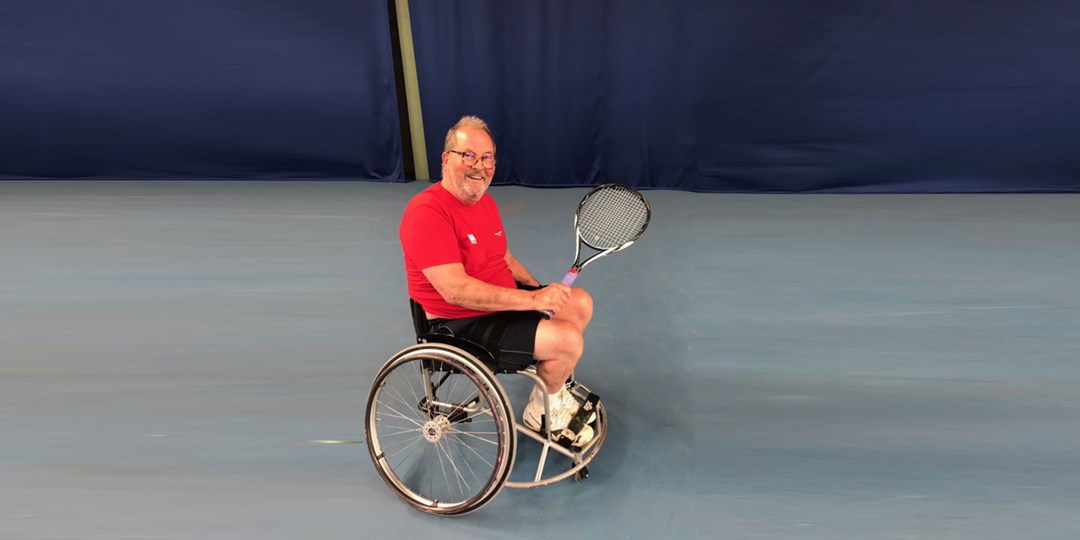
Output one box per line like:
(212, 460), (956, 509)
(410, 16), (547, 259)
(397, 115), (596, 445)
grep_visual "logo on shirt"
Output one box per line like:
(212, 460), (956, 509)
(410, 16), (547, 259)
(467, 234), (477, 245)
(494, 231), (503, 237)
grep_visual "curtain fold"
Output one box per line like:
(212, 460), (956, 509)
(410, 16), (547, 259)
(410, 0), (1080, 192)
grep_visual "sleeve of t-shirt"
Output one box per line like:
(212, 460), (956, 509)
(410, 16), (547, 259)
(400, 203), (461, 270)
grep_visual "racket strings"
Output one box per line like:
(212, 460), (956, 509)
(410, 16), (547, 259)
(577, 187), (649, 249)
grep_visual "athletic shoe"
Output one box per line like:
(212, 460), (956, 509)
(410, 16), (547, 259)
(557, 386), (596, 424)
(522, 386), (595, 446)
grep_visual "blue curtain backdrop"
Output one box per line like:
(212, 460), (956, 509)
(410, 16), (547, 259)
(410, 0), (1080, 192)
(0, 0), (402, 180)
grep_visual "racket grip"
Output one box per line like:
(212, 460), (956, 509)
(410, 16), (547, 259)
(541, 270), (579, 319)
(559, 269), (579, 287)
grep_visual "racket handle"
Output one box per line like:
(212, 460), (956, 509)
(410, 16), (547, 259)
(559, 269), (579, 287)
(541, 270), (579, 319)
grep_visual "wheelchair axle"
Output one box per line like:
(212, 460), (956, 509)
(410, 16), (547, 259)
(417, 395), (480, 424)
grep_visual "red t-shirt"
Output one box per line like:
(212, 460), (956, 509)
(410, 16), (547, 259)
(398, 182), (516, 318)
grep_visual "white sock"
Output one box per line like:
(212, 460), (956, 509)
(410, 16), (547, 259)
(531, 384), (561, 404)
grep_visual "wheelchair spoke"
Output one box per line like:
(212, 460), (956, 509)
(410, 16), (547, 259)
(376, 412), (424, 428)
(434, 436), (451, 500)
(379, 426), (424, 438)
(378, 402), (426, 428)
(426, 416), (492, 501)
(416, 443), (435, 499)
(446, 425), (498, 438)
(435, 436), (471, 498)
(449, 437), (483, 489)
(383, 433), (427, 463)
(384, 381), (421, 411)
(445, 433), (496, 470)
(449, 429), (500, 446)
(384, 375), (427, 415)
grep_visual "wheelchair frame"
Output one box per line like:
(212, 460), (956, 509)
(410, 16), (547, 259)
(363, 303), (607, 515)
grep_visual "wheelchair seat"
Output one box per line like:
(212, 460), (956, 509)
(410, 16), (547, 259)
(409, 299), (519, 374)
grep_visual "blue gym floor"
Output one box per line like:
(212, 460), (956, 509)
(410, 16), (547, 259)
(2, 181), (1079, 539)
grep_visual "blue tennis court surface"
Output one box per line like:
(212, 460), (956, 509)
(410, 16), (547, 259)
(2, 181), (1079, 539)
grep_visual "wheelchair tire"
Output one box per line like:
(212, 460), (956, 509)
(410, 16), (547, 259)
(365, 343), (516, 516)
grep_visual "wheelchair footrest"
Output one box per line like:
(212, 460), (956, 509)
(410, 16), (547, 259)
(555, 392), (600, 449)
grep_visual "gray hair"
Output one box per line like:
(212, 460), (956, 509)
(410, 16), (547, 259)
(443, 115), (495, 153)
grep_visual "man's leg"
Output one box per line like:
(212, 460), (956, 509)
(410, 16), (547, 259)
(533, 288), (592, 393)
(454, 288), (595, 442)
(527, 288), (595, 443)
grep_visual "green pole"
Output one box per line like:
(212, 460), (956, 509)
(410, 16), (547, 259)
(394, 0), (429, 181)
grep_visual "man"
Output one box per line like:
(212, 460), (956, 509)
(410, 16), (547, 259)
(398, 115), (595, 445)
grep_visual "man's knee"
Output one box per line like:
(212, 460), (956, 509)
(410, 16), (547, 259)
(572, 288), (593, 321)
(536, 320), (584, 360)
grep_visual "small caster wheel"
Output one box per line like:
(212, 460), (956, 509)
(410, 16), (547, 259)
(574, 466), (590, 482)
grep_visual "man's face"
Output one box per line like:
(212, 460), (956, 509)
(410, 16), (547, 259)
(441, 127), (495, 205)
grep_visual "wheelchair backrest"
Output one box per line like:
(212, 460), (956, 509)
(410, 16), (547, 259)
(409, 299), (428, 339)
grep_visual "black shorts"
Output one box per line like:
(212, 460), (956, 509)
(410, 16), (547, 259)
(425, 283), (544, 370)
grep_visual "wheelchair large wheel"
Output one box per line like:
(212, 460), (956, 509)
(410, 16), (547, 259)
(365, 343), (516, 516)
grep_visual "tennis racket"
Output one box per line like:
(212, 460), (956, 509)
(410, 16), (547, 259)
(542, 183), (651, 318)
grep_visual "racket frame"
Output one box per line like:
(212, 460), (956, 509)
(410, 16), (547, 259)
(567, 183), (650, 274)
(543, 184), (650, 317)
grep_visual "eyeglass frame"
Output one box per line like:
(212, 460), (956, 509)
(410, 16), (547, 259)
(446, 150), (497, 169)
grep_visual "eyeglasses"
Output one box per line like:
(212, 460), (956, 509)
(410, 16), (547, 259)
(447, 150), (496, 169)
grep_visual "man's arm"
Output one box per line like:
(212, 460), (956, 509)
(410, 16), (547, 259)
(504, 249), (541, 287)
(422, 263), (568, 314)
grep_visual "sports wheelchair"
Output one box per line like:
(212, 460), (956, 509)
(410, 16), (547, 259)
(364, 301), (607, 516)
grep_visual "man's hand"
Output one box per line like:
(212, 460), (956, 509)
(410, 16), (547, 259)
(532, 283), (572, 314)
